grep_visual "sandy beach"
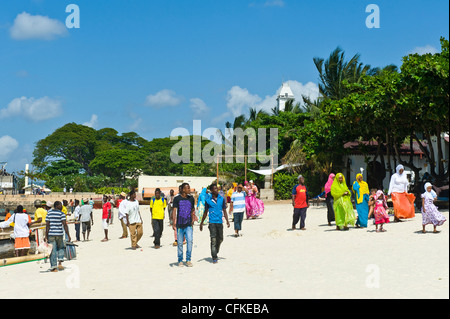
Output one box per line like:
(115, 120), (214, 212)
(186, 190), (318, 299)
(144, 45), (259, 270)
(0, 201), (448, 299)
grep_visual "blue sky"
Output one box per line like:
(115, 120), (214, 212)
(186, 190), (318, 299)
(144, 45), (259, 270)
(0, 0), (448, 173)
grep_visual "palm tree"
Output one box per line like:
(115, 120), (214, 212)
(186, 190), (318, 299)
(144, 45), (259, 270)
(271, 100), (303, 115)
(313, 47), (377, 100)
(248, 107), (269, 123)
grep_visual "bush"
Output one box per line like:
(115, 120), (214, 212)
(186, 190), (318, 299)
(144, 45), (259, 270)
(273, 172), (325, 200)
(94, 187), (130, 195)
(273, 173), (298, 200)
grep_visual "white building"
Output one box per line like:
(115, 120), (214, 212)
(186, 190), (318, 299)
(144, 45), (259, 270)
(138, 175), (216, 197)
(342, 138), (449, 192)
(276, 82), (295, 112)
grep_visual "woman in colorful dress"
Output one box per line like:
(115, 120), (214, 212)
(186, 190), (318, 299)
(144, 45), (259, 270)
(245, 180), (264, 219)
(324, 173), (336, 226)
(352, 174), (370, 228)
(372, 190), (390, 232)
(330, 173), (356, 230)
(388, 164), (416, 222)
(0, 205), (33, 257)
(421, 182), (447, 233)
(196, 188), (209, 224)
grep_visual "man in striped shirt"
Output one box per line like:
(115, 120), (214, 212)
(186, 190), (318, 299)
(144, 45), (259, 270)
(229, 184), (247, 237)
(45, 201), (71, 272)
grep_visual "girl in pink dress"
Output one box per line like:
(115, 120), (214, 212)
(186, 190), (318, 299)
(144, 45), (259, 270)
(421, 182), (446, 233)
(245, 181), (264, 219)
(373, 190), (390, 232)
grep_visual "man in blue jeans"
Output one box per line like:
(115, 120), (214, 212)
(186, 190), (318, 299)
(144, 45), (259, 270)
(200, 184), (230, 264)
(172, 183), (196, 267)
(45, 201), (71, 272)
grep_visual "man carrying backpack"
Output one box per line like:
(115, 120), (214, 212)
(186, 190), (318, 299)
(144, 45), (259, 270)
(150, 188), (166, 249)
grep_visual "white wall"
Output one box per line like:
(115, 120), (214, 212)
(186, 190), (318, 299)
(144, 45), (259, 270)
(344, 154), (428, 190)
(138, 175), (217, 194)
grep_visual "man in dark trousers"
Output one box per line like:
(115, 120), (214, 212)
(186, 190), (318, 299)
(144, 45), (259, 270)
(292, 175), (309, 230)
(200, 184), (230, 264)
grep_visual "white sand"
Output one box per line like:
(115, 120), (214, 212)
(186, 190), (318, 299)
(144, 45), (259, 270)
(0, 202), (448, 299)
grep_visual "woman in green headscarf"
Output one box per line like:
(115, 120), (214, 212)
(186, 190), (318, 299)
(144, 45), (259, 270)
(331, 173), (356, 230)
(352, 174), (370, 228)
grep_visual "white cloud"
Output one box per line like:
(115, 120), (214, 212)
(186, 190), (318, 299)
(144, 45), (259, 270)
(83, 114), (98, 128)
(264, 0), (285, 7)
(211, 111), (232, 125)
(249, 0), (285, 8)
(10, 12), (68, 40)
(226, 86), (262, 117)
(286, 80), (320, 105)
(225, 80), (320, 116)
(145, 89), (183, 108)
(15, 70), (29, 78)
(0, 96), (63, 122)
(128, 112), (143, 131)
(189, 98), (210, 117)
(0, 136), (19, 159)
(409, 45), (439, 55)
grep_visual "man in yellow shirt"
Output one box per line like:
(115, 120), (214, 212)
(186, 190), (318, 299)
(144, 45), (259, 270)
(33, 201), (52, 247)
(150, 188), (167, 249)
(34, 201), (51, 224)
(62, 200), (69, 215)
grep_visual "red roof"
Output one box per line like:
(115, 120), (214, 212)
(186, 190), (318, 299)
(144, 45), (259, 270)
(344, 140), (426, 156)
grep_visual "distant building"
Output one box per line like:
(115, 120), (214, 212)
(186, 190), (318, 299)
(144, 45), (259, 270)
(0, 174), (19, 195)
(276, 82), (295, 113)
(138, 175), (216, 198)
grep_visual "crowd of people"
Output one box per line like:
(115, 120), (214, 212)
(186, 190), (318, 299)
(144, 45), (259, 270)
(0, 180), (266, 270)
(1, 168), (447, 272)
(297, 164), (447, 234)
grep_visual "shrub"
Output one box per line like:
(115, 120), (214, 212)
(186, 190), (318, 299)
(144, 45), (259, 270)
(273, 173), (298, 200)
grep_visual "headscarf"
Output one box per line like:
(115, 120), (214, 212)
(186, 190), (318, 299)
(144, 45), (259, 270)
(330, 173), (350, 200)
(197, 188), (207, 207)
(388, 164), (409, 195)
(324, 173), (335, 195)
(353, 173), (370, 204)
(374, 190), (388, 209)
(423, 182), (437, 201)
(396, 165), (405, 176)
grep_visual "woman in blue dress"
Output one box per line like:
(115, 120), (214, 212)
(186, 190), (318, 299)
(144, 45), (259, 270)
(352, 173), (370, 228)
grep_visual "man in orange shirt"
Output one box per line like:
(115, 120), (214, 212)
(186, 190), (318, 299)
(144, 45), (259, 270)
(292, 175), (309, 230)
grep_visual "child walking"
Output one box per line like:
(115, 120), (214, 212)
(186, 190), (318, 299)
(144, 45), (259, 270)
(368, 189), (377, 224)
(370, 190), (390, 232)
(421, 182), (446, 233)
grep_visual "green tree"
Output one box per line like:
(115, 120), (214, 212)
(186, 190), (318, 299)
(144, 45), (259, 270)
(44, 159), (83, 177)
(33, 123), (98, 175)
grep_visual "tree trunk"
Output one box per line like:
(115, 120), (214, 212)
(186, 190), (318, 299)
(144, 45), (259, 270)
(385, 129), (392, 177)
(424, 129), (437, 178)
(436, 124), (444, 178)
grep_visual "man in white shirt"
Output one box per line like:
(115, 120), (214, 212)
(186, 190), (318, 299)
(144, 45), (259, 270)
(73, 199), (81, 242)
(79, 200), (93, 241)
(118, 192), (128, 239)
(125, 190), (143, 250)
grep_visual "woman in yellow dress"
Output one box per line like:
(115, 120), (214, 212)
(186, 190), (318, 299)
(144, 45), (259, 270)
(331, 173), (356, 230)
